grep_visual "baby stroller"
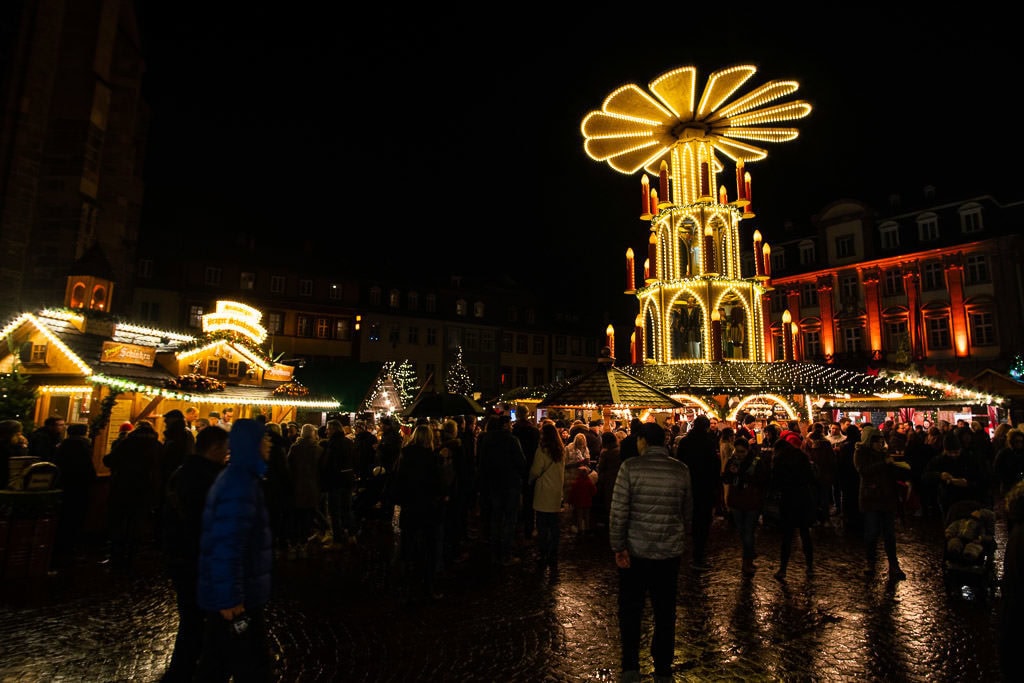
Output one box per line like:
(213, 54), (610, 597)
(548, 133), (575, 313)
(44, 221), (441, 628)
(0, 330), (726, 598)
(941, 499), (998, 600)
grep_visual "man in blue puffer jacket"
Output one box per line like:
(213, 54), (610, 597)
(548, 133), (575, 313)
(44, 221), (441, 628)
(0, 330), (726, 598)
(196, 418), (273, 682)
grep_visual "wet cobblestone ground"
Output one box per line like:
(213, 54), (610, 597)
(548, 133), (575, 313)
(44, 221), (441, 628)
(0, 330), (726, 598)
(0, 509), (1009, 682)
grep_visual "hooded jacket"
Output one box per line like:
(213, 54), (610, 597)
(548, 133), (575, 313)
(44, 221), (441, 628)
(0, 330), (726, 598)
(198, 419), (272, 612)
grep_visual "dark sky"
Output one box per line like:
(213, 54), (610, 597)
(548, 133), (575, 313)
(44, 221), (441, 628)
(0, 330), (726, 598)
(137, 7), (1019, 331)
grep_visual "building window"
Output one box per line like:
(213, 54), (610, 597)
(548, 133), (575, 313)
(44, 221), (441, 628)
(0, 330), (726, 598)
(922, 261), (944, 290)
(500, 366), (512, 387)
(803, 330), (820, 358)
(368, 322), (380, 342)
(297, 316), (312, 337)
(917, 214), (939, 242)
(840, 275), (859, 305)
(474, 301), (485, 318)
(516, 367), (528, 387)
(456, 299), (467, 316)
(555, 335), (567, 355)
(533, 335), (544, 355)
(883, 269), (904, 296)
(516, 334), (528, 354)
(270, 275), (285, 294)
(799, 240), (815, 265)
(836, 234), (854, 258)
(207, 358), (220, 374)
(29, 344), (47, 363)
(533, 368), (545, 386)
(139, 301), (160, 322)
(298, 279), (313, 297)
(481, 330), (495, 352)
(389, 326), (400, 344)
(408, 326), (419, 344)
(425, 294), (436, 312)
(204, 267), (222, 286)
(507, 307), (519, 323)
(969, 311), (995, 346)
(843, 326), (863, 353)
(335, 319), (351, 340)
(554, 367), (568, 382)
(885, 320), (908, 352)
(926, 316), (951, 349)
(240, 272), (255, 290)
(267, 312), (283, 334)
(464, 330), (478, 351)
(316, 318), (330, 338)
(138, 258), (153, 279)
(408, 291), (419, 311)
(188, 305), (204, 328)
(525, 308), (536, 324)
(502, 332), (513, 353)
(426, 327), (437, 345)
(771, 288), (786, 310)
(965, 253), (989, 284)
(226, 361), (240, 377)
(369, 286), (381, 305)
(960, 204), (983, 234)
(389, 289), (400, 308)
(328, 283), (341, 300)
(800, 282), (818, 307)
(879, 222), (900, 250)
(770, 247), (785, 273)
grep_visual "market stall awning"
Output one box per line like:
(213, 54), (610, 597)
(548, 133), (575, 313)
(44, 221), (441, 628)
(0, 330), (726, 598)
(538, 359), (684, 410)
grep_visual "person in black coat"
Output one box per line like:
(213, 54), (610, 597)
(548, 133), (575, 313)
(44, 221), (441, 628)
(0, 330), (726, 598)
(836, 424), (863, 534)
(160, 425), (229, 682)
(512, 416), (541, 540)
(619, 418), (645, 462)
(392, 424), (444, 601)
(770, 438), (817, 580)
(477, 415), (527, 566)
(103, 420), (163, 572)
(675, 415), (721, 571)
(51, 423), (97, 568)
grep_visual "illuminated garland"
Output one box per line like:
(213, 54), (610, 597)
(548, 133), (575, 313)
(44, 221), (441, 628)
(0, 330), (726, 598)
(88, 391), (121, 439)
(175, 331), (272, 367)
(164, 373), (226, 392)
(273, 381), (309, 397)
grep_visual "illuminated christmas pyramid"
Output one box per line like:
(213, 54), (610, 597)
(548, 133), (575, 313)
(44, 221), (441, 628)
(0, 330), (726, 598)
(582, 64), (811, 366)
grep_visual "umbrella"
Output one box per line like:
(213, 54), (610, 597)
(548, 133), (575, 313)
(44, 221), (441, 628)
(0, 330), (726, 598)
(400, 391), (485, 419)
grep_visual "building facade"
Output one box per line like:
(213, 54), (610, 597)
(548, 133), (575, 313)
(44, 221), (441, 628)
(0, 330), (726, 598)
(764, 190), (1023, 387)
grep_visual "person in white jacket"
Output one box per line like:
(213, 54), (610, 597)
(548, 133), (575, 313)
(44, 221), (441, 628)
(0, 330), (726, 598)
(529, 422), (566, 581)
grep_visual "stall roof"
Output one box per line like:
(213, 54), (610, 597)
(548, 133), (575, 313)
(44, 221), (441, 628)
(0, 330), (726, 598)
(538, 360), (684, 409)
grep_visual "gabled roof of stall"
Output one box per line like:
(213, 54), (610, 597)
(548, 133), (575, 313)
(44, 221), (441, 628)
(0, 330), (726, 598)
(538, 360), (684, 409)
(1, 309), (340, 409)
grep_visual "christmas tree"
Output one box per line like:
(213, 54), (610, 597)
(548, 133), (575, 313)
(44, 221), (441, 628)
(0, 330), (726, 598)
(0, 368), (39, 431)
(392, 360), (419, 406)
(1010, 354), (1024, 381)
(446, 346), (473, 395)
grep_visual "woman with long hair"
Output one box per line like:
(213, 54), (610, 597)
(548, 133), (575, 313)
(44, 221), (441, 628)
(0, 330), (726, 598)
(530, 423), (565, 580)
(393, 424), (444, 601)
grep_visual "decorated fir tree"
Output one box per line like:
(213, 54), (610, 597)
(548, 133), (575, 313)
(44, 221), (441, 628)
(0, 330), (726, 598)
(446, 346), (473, 395)
(1010, 354), (1024, 381)
(0, 368), (38, 431)
(392, 360), (418, 406)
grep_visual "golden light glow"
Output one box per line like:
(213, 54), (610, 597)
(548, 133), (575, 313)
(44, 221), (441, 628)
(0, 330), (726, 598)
(38, 385), (93, 394)
(201, 300), (267, 343)
(581, 64), (811, 192)
(782, 309), (792, 324)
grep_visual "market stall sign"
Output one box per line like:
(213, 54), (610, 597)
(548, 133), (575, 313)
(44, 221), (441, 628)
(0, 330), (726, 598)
(264, 363), (295, 382)
(101, 341), (155, 367)
(201, 300), (267, 343)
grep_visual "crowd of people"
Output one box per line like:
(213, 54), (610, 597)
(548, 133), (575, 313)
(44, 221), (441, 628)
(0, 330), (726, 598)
(3, 407), (1024, 681)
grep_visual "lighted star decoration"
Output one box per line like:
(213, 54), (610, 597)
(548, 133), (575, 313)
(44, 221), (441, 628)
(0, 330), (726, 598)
(581, 64), (811, 176)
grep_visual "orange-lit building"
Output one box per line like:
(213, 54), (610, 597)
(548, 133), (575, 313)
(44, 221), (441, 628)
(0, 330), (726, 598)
(764, 191), (1024, 422)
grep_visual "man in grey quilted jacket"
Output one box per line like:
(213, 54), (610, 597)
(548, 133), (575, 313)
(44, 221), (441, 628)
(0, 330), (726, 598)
(609, 421), (693, 683)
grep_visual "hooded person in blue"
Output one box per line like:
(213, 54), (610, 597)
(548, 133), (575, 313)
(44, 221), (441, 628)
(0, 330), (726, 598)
(195, 418), (273, 681)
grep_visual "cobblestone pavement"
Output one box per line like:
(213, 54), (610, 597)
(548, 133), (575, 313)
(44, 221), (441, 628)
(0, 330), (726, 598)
(0, 508), (1009, 682)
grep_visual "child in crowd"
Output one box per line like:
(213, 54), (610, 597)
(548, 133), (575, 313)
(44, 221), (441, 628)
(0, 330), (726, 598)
(568, 462), (597, 535)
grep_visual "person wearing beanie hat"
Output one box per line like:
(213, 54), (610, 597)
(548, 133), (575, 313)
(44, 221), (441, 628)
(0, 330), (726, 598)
(196, 418), (272, 679)
(119, 422), (133, 433)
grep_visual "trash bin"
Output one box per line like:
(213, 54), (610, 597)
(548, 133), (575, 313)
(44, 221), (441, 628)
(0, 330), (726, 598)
(0, 490), (62, 579)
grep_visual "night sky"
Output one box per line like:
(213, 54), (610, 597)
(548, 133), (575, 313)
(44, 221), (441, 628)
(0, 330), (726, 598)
(137, 8), (1019, 331)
